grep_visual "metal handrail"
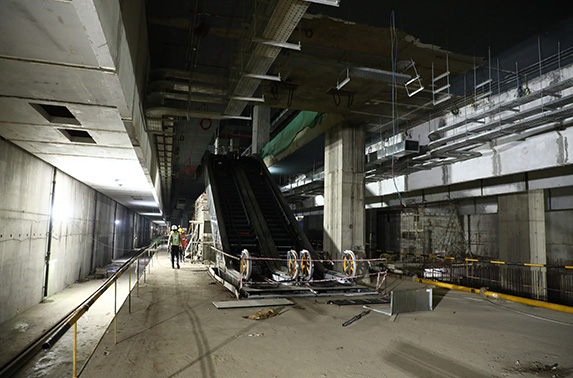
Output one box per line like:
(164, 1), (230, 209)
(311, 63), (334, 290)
(0, 237), (163, 378)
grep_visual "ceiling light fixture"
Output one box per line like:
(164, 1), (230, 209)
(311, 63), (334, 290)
(253, 38), (301, 51)
(222, 115), (253, 121)
(243, 73), (282, 82)
(303, 0), (340, 6)
(351, 67), (411, 84)
(231, 95), (265, 103)
(336, 68), (350, 90)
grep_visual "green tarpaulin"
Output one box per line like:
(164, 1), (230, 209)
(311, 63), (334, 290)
(261, 111), (323, 159)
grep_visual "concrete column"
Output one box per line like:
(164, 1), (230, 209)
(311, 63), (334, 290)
(323, 122), (365, 268)
(498, 190), (547, 300)
(252, 106), (270, 154)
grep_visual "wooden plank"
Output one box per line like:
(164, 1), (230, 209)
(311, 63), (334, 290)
(213, 298), (294, 309)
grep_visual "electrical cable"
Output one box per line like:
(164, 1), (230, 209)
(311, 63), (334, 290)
(390, 11), (405, 207)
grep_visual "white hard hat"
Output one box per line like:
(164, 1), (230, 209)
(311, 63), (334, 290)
(171, 225), (177, 230)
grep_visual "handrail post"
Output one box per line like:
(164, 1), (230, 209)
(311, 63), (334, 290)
(114, 277), (117, 345)
(144, 251), (147, 283)
(72, 321), (77, 378)
(128, 263), (132, 314)
(137, 258), (140, 296)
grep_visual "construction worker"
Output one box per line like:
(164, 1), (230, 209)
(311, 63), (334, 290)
(167, 225), (182, 269)
(179, 227), (188, 262)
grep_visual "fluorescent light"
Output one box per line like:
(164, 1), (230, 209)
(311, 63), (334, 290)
(351, 67), (411, 85)
(336, 77), (350, 90)
(336, 68), (350, 90)
(231, 95), (265, 103)
(253, 38), (301, 51)
(303, 0), (340, 6)
(244, 73), (282, 82)
(222, 115), (253, 121)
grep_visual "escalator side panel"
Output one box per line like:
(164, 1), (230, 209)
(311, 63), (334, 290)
(238, 155), (325, 277)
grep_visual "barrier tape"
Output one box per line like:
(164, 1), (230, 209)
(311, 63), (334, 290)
(210, 246), (388, 287)
(241, 269), (389, 286)
(377, 250), (573, 270)
(242, 254), (387, 264)
(210, 246), (388, 264)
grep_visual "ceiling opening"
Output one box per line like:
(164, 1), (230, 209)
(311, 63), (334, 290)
(58, 128), (96, 144)
(31, 103), (80, 126)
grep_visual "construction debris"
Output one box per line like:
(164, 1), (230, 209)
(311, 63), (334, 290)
(244, 308), (279, 320)
(213, 298), (293, 309)
(327, 297), (390, 306)
(342, 310), (370, 327)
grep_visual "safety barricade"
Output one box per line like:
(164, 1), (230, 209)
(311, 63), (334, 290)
(210, 246), (388, 291)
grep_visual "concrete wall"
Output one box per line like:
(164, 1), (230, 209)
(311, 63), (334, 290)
(546, 210), (573, 265)
(47, 170), (98, 296)
(0, 138), (152, 323)
(0, 138), (52, 322)
(371, 192), (571, 265)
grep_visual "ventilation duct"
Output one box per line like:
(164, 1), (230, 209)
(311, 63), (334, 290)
(366, 132), (419, 164)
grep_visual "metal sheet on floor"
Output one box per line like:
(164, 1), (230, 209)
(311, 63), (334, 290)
(213, 298), (295, 309)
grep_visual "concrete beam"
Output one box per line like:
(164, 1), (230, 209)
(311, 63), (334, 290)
(368, 126), (573, 200)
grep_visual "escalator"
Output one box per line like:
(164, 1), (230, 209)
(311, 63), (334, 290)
(204, 152), (373, 297)
(211, 157), (257, 258)
(239, 156), (318, 263)
(206, 153), (280, 282)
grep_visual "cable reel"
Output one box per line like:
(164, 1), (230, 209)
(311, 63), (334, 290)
(287, 249), (299, 280)
(240, 249), (252, 281)
(342, 250), (357, 278)
(299, 249), (313, 281)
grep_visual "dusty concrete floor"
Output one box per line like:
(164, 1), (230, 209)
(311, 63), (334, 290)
(2, 250), (573, 378)
(0, 253), (153, 378)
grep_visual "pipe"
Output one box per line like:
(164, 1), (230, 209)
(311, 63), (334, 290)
(413, 277), (573, 314)
(43, 168), (57, 297)
(112, 203), (117, 260)
(90, 194), (98, 274)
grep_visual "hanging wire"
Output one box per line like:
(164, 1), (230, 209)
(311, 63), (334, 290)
(390, 11), (405, 207)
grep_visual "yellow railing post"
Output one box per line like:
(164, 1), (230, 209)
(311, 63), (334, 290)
(114, 277), (117, 345)
(137, 258), (140, 296)
(73, 322), (77, 378)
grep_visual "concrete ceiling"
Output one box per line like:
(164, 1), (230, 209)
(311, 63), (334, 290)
(1, 0), (571, 224)
(0, 0), (163, 222)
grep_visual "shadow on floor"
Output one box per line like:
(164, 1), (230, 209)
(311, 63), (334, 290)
(383, 341), (491, 378)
